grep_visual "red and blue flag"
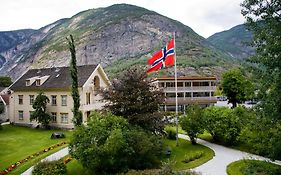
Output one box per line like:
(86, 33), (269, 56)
(147, 38), (175, 73)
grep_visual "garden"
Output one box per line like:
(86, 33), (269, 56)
(0, 125), (72, 174)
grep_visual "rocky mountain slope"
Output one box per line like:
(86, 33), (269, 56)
(0, 4), (238, 80)
(207, 24), (255, 59)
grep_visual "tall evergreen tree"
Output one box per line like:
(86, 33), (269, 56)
(67, 35), (82, 126)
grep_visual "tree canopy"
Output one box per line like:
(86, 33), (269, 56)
(102, 67), (165, 133)
(241, 0), (281, 119)
(0, 76), (12, 87)
(30, 92), (51, 128)
(69, 111), (162, 174)
(221, 69), (251, 108)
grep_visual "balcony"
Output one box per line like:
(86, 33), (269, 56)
(80, 94), (105, 111)
(163, 86), (216, 92)
(165, 97), (217, 105)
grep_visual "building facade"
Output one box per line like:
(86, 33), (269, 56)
(151, 77), (217, 112)
(9, 64), (110, 129)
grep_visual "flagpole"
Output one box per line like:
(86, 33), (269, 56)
(174, 32), (179, 147)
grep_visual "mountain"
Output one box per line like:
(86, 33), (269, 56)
(0, 4), (238, 80)
(207, 24), (255, 59)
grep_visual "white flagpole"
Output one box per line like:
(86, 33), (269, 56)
(174, 32), (179, 146)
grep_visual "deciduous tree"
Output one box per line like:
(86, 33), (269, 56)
(179, 104), (203, 144)
(221, 69), (249, 108)
(102, 67), (165, 133)
(30, 92), (51, 129)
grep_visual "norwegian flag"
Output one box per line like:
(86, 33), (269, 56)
(147, 38), (175, 73)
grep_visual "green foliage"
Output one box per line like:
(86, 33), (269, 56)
(202, 106), (244, 145)
(69, 111), (162, 174)
(67, 34), (82, 127)
(240, 116), (281, 160)
(180, 105), (203, 144)
(30, 92), (51, 129)
(125, 164), (200, 175)
(32, 160), (66, 175)
(227, 160), (281, 175)
(222, 69), (252, 108)
(0, 76), (12, 87)
(102, 67), (165, 133)
(182, 151), (204, 164)
(164, 126), (177, 140)
(241, 1), (281, 120)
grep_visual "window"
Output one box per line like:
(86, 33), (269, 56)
(60, 113), (68, 124)
(51, 95), (57, 106)
(185, 82), (191, 87)
(26, 80), (30, 86)
(193, 92), (210, 97)
(18, 95), (23, 105)
(51, 112), (57, 123)
(35, 79), (41, 86)
(166, 82), (175, 87)
(18, 111), (23, 120)
(211, 81), (216, 86)
(86, 93), (91, 105)
(177, 93), (184, 97)
(29, 95), (34, 105)
(61, 95), (67, 106)
(159, 82), (165, 87)
(166, 93), (176, 97)
(177, 82), (184, 87)
(185, 92), (191, 97)
(193, 82), (209, 86)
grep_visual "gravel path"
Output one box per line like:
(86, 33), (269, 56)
(179, 134), (281, 175)
(21, 147), (69, 175)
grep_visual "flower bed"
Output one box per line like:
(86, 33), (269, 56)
(0, 141), (67, 175)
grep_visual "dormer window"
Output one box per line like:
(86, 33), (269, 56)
(26, 80), (31, 86)
(36, 79), (41, 86)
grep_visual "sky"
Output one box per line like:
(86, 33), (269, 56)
(0, 0), (245, 38)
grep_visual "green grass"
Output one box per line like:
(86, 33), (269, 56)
(163, 138), (214, 170)
(0, 125), (72, 174)
(227, 160), (281, 175)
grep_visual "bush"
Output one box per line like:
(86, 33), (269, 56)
(241, 160), (281, 175)
(32, 160), (66, 175)
(180, 104), (203, 144)
(165, 126), (177, 140)
(182, 151), (205, 163)
(70, 111), (163, 174)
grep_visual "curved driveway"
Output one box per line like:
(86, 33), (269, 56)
(179, 134), (281, 175)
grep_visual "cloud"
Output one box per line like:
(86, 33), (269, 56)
(0, 0), (245, 37)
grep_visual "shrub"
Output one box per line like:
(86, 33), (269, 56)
(182, 151), (204, 163)
(180, 104), (203, 144)
(70, 111), (162, 174)
(165, 126), (177, 140)
(32, 160), (66, 175)
(241, 160), (281, 175)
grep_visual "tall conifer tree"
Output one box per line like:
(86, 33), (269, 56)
(67, 35), (82, 126)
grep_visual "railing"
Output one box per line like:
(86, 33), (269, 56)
(164, 86), (216, 91)
(165, 97), (217, 104)
(80, 94), (105, 111)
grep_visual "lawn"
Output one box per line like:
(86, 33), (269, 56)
(227, 160), (281, 175)
(0, 124), (72, 174)
(163, 138), (214, 170)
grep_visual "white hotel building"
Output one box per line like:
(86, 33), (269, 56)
(151, 77), (217, 112)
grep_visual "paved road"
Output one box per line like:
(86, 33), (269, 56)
(21, 147), (69, 175)
(179, 134), (281, 175)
